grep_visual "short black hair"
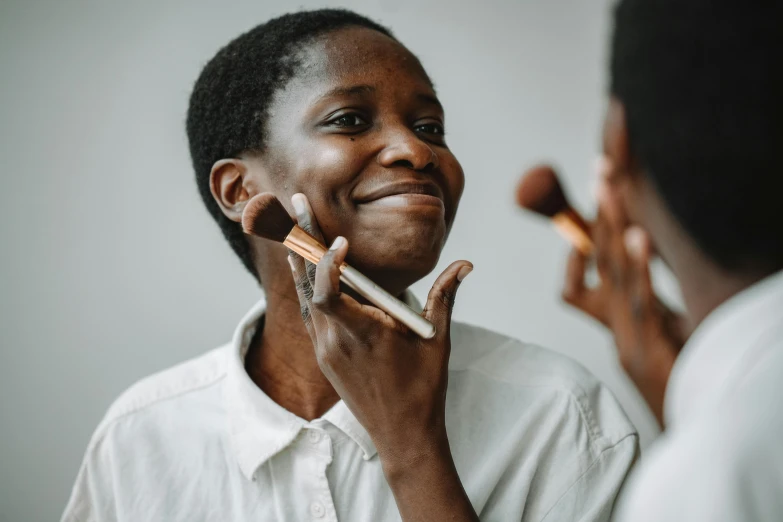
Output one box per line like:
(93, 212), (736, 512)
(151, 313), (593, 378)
(610, 0), (783, 274)
(186, 9), (394, 279)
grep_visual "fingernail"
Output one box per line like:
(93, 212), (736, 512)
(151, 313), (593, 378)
(287, 254), (297, 273)
(329, 236), (346, 251)
(624, 226), (646, 259)
(457, 265), (473, 282)
(291, 193), (306, 216)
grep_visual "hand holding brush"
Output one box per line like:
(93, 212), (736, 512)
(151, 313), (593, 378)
(245, 192), (478, 521)
(517, 162), (685, 426)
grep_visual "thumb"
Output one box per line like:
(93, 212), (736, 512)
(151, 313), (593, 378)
(422, 260), (473, 337)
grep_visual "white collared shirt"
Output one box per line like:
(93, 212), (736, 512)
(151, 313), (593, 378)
(614, 269), (783, 521)
(63, 297), (637, 522)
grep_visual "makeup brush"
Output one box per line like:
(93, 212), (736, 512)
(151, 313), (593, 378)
(242, 193), (436, 339)
(516, 165), (593, 255)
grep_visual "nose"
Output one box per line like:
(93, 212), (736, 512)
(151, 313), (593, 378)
(377, 128), (439, 172)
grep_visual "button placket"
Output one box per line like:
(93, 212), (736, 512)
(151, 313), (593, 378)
(309, 427), (337, 521)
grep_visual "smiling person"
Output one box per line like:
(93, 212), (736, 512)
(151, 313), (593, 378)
(62, 9), (637, 522)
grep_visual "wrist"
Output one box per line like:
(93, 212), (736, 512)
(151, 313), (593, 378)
(378, 430), (454, 484)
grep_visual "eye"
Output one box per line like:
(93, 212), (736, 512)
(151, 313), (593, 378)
(414, 122), (445, 136)
(327, 113), (369, 128)
(414, 121), (446, 145)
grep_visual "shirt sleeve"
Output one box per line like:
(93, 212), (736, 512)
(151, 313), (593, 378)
(539, 434), (639, 522)
(61, 432), (117, 522)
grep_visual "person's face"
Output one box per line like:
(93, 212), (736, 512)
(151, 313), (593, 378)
(246, 27), (464, 290)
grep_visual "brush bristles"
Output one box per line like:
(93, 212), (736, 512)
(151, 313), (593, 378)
(242, 193), (295, 243)
(516, 165), (570, 218)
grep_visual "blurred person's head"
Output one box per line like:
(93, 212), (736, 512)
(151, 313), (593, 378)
(186, 9), (464, 296)
(603, 0), (782, 321)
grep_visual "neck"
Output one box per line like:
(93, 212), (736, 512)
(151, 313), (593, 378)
(634, 178), (773, 336)
(676, 261), (767, 334)
(245, 248), (339, 421)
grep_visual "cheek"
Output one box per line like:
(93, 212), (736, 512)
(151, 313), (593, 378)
(439, 153), (465, 220)
(290, 141), (359, 188)
(286, 140), (365, 237)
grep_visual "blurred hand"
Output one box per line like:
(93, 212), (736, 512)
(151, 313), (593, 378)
(561, 180), (686, 427)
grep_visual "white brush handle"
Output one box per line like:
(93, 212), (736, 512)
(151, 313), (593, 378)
(339, 266), (436, 339)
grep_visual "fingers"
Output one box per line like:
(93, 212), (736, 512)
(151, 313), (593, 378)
(311, 236), (348, 313)
(422, 260), (472, 338)
(287, 252), (316, 337)
(625, 227), (654, 323)
(291, 193), (325, 242)
(626, 227), (686, 350)
(595, 181), (629, 290)
(562, 246), (588, 304)
(562, 246), (609, 326)
(309, 236), (385, 342)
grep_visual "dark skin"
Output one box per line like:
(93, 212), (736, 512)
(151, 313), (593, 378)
(210, 27), (477, 520)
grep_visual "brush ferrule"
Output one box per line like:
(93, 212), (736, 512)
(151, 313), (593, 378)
(283, 226), (328, 264)
(552, 208), (593, 255)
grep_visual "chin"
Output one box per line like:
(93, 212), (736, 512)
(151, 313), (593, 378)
(346, 236), (444, 294)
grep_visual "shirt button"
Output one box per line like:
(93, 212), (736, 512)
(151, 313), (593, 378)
(308, 430), (322, 444)
(310, 501), (325, 518)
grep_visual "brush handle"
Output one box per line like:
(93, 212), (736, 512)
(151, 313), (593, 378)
(552, 208), (593, 255)
(284, 226), (436, 339)
(339, 266), (436, 339)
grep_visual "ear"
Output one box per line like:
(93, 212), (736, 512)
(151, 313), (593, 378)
(209, 159), (252, 223)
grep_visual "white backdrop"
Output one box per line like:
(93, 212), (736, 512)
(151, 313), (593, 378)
(0, 1), (668, 520)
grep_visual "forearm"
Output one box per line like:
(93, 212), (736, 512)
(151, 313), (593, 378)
(380, 435), (480, 522)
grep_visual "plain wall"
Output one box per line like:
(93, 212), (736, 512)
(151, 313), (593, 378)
(0, 1), (672, 520)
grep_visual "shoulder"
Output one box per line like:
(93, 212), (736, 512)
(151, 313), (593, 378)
(91, 345), (229, 445)
(448, 321), (636, 447)
(62, 346), (230, 522)
(449, 321), (603, 390)
(446, 322), (638, 519)
(617, 409), (783, 521)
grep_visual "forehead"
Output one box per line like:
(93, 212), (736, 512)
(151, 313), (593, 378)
(289, 26), (434, 97)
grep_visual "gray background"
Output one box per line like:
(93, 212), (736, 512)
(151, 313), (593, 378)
(1, 1), (674, 520)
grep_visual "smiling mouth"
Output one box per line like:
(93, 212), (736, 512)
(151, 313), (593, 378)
(355, 182), (445, 209)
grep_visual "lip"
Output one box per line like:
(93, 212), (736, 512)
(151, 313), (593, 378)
(354, 181), (445, 208)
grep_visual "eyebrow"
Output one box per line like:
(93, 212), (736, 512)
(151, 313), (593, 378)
(318, 85), (376, 101)
(417, 93), (443, 111)
(316, 85), (444, 111)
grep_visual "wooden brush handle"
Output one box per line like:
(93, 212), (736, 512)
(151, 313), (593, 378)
(552, 208), (593, 255)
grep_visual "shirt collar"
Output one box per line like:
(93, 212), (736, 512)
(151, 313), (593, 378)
(664, 268), (783, 428)
(224, 298), (304, 480)
(224, 292), (419, 480)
